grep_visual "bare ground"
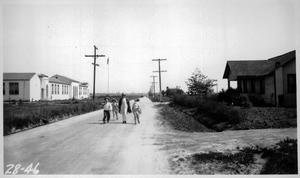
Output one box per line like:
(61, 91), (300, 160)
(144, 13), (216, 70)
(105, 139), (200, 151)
(153, 103), (297, 174)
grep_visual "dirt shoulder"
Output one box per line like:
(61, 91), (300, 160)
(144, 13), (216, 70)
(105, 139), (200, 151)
(153, 103), (297, 174)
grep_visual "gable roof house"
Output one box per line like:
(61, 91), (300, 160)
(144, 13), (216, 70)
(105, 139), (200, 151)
(49, 74), (80, 100)
(3, 73), (41, 101)
(223, 50), (296, 107)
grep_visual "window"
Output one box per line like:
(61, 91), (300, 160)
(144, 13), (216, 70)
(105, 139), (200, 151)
(3, 83), (5, 95)
(66, 86), (68, 94)
(52, 84), (54, 94)
(237, 80), (242, 93)
(260, 78), (265, 94)
(287, 74), (296, 93)
(243, 80), (248, 93)
(9, 82), (19, 95)
(58, 84), (60, 95)
(79, 87), (82, 95)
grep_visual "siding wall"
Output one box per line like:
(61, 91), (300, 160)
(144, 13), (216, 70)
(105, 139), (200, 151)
(79, 86), (89, 99)
(30, 75), (41, 101)
(282, 60), (296, 107)
(3, 81), (30, 101)
(49, 83), (70, 100)
(70, 82), (79, 99)
(264, 75), (275, 105)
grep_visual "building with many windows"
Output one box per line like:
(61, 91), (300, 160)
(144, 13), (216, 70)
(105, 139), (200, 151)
(223, 50), (296, 107)
(49, 74), (80, 100)
(3, 73), (89, 101)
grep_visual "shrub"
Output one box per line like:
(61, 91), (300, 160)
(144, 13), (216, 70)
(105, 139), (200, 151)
(189, 138), (297, 174)
(218, 88), (245, 106)
(241, 95), (252, 108)
(172, 94), (200, 108)
(261, 138), (297, 174)
(194, 101), (246, 129)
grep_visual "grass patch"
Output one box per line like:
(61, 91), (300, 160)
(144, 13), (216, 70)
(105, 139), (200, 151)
(186, 138), (297, 174)
(157, 104), (211, 132)
(4, 100), (103, 135)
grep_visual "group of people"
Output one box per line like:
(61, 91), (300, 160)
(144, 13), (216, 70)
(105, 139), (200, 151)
(102, 93), (142, 124)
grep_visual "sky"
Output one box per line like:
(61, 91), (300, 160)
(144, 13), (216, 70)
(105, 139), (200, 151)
(2, 0), (296, 94)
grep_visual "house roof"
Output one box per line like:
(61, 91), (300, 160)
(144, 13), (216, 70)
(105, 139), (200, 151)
(38, 74), (48, 78)
(79, 82), (89, 86)
(49, 74), (79, 85)
(223, 50), (295, 79)
(3, 73), (36, 81)
(258, 50), (295, 76)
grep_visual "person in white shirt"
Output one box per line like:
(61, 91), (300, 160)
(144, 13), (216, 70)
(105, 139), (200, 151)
(103, 97), (112, 124)
(132, 98), (142, 124)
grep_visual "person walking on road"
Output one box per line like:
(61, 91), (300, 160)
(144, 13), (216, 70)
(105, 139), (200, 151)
(111, 99), (119, 120)
(132, 98), (142, 124)
(119, 93), (131, 124)
(103, 97), (112, 124)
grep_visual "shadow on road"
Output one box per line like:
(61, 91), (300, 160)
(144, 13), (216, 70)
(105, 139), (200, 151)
(88, 122), (136, 125)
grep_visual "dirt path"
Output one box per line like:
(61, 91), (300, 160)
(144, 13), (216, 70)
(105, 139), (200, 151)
(3, 97), (297, 175)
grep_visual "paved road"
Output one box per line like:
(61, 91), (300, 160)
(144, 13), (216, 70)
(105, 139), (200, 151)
(4, 97), (168, 174)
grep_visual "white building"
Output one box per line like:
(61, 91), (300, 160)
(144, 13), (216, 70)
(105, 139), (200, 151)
(3, 73), (41, 101)
(38, 74), (50, 100)
(79, 82), (89, 99)
(49, 74), (78, 100)
(3, 73), (90, 101)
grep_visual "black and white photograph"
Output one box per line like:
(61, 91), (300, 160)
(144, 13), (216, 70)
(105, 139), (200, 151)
(1, 0), (299, 176)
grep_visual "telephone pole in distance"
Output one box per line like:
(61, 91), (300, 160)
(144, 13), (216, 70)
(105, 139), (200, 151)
(150, 75), (158, 96)
(152, 59), (167, 93)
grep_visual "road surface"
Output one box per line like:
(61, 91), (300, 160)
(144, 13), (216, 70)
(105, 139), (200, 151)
(4, 97), (169, 174)
(4, 97), (297, 175)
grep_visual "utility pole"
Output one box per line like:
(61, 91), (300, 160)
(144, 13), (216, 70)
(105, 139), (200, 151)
(150, 75), (158, 96)
(152, 59), (167, 93)
(85, 45), (105, 101)
(107, 57), (110, 95)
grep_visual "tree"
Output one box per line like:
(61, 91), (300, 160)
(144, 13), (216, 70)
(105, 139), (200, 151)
(185, 68), (216, 96)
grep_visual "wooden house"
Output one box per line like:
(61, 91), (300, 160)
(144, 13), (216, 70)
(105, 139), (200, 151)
(223, 51), (296, 107)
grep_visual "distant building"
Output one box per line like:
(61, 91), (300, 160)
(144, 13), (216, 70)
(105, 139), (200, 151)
(3, 73), (89, 101)
(38, 74), (50, 100)
(3, 73), (41, 101)
(79, 82), (89, 99)
(49, 74), (81, 100)
(223, 50), (296, 107)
